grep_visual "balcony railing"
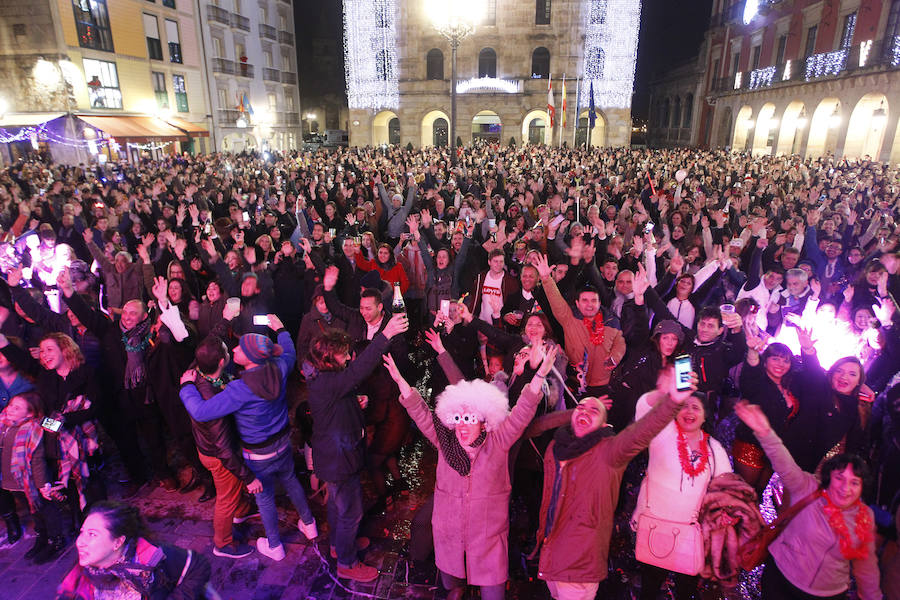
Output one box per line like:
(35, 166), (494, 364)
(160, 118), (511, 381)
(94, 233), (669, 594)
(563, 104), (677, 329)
(236, 62), (254, 78)
(263, 67), (280, 82)
(218, 109), (241, 124)
(211, 57), (235, 74)
(231, 13), (250, 31)
(710, 37), (898, 96)
(281, 71), (297, 85)
(278, 30), (294, 46)
(260, 24), (277, 40)
(207, 5), (230, 25)
(277, 111), (300, 126)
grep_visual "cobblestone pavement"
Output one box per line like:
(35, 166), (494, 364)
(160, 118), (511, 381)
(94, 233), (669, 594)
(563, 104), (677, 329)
(0, 438), (554, 600)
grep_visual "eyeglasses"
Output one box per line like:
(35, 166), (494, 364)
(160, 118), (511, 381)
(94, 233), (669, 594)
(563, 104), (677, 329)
(449, 413), (482, 426)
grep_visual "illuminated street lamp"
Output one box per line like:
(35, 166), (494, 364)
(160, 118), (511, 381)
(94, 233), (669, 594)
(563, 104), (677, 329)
(796, 107), (808, 129)
(872, 100), (887, 129)
(306, 112), (317, 134)
(425, 0), (481, 166)
(828, 103), (841, 129)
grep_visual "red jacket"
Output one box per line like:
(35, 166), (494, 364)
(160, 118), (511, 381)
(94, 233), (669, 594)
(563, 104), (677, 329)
(356, 255), (410, 294)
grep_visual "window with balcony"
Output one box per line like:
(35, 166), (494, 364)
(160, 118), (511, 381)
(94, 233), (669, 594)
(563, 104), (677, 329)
(268, 93), (277, 112)
(531, 47), (550, 78)
(166, 19), (182, 63)
(479, 48), (497, 78)
(840, 12), (856, 49)
(72, 0), (114, 52)
(775, 34), (787, 65)
(143, 14), (163, 60)
(212, 36), (224, 58)
(751, 45), (761, 70)
(426, 49), (443, 80)
(535, 0), (551, 24)
(217, 88), (228, 109)
(887, 0), (900, 41)
(590, 0), (607, 24)
(173, 74), (188, 112)
(281, 51), (291, 71)
(83, 58), (122, 108)
(683, 94), (693, 128)
(162, 0), (175, 7)
(152, 71), (168, 108)
(285, 94), (294, 111)
(731, 52), (740, 75)
(673, 97), (681, 129)
(805, 25), (817, 56)
(264, 50), (273, 67)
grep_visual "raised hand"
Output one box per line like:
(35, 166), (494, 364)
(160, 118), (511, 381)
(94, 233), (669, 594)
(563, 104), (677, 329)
(382, 353), (411, 397)
(151, 276), (169, 305)
(424, 329), (446, 354)
(6, 266), (23, 287)
(57, 268), (75, 298)
(534, 253), (553, 279)
(323, 265), (339, 291)
(633, 263), (650, 298)
(669, 250), (685, 274)
(382, 312), (409, 339)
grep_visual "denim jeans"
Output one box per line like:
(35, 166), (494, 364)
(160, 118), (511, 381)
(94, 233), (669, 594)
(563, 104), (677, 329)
(245, 440), (314, 549)
(325, 474), (363, 567)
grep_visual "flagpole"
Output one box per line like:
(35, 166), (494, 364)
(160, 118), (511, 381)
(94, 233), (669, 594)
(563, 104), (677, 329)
(573, 77), (580, 147)
(559, 74), (565, 147)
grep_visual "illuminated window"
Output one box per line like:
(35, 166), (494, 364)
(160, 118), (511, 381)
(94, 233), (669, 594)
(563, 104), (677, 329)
(173, 74), (188, 112)
(166, 19), (182, 63)
(73, 0), (113, 52)
(83, 58), (122, 108)
(478, 48), (497, 78)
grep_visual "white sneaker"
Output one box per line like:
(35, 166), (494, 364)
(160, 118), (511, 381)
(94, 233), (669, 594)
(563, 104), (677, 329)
(256, 538), (286, 561)
(298, 518), (319, 540)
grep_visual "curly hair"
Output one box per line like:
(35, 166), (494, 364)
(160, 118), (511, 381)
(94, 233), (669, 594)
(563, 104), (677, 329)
(308, 329), (353, 372)
(41, 332), (84, 371)
(435, 379), (510, 431)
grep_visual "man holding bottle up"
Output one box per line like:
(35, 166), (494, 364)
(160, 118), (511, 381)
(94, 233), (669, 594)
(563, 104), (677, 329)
(320, 267), (413, 517)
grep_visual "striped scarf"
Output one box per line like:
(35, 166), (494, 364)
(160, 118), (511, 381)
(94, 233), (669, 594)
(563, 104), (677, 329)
(56, 394), (100, 510)
(0, 414), (44, 511)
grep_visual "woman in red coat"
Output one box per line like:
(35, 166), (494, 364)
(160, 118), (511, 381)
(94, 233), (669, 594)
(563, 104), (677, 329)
(356, 243), (410, 294)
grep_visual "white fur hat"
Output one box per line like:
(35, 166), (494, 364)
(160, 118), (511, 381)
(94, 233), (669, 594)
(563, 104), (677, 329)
(435, 379), (510, 432)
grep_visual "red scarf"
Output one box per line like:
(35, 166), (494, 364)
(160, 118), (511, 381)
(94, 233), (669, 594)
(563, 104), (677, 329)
(582, 312), (605, 346)
(820, 491), (873, 560)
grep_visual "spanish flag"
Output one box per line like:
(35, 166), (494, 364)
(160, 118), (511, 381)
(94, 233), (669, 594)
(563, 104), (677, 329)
(561, 75), (567, 130)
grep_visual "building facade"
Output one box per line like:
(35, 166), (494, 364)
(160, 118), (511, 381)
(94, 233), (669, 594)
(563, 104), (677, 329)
(651, 0), (900, 163)
(342, 0), (642, 149)
(646, 58), (705, 148)
(197, 0), (301, 152)
(0, 0), (211, 159)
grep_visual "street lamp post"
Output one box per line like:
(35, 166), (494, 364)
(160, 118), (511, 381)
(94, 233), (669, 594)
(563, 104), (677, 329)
(426, 0), (480, 167)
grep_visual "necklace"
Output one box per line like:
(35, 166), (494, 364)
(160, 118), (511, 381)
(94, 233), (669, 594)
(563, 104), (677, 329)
(675, 423), (710, 478)
(820, 491), (873, 560)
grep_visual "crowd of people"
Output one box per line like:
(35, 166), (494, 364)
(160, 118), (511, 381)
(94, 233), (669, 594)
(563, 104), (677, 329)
(0, 141), (897, 600)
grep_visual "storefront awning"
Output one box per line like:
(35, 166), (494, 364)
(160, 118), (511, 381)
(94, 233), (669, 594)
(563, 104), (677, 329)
(164, 117), (209, 137)
(0, 112), (65, 128)
(75, 115), (188, 142)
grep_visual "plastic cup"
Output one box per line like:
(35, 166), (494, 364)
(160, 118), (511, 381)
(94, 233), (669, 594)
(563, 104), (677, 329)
(226, 297), (241, 313)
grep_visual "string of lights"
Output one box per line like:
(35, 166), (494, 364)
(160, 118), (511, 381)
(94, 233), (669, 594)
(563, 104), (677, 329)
(126, 141), (173, 151)
(579, 0), (641, 110)
(343, 0), (399, 110)
(0, 123), (108, 149)
(749, 66), (775, 90)
(805, 48), (848, 81)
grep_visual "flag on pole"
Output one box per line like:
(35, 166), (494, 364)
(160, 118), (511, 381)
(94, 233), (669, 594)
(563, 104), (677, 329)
(588, 81), (596, 130)
(547, 77), (555, 128)
(561, 75), (567, 130)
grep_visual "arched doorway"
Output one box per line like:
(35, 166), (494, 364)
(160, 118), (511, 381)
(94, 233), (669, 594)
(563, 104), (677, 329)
(732, 105), (753, 151)
(472, 110), (501, 143)
(716, 106), (733, 148)
(373, 110), (400, 145)
(575, 109), (606, 147)
(844, 93), (889, 159)
(421, 110), (450, 147)
(521, 109), (551, 144)
(751, 103), (777, 155)
(776, 101), (807, 156)
(807, 98), (842, 158)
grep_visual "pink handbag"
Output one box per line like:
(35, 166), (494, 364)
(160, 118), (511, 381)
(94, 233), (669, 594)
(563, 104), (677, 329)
(635, 512), (705, 576)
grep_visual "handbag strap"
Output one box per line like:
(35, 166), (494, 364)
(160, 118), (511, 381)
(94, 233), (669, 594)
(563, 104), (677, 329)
(767, 488), (820, 531)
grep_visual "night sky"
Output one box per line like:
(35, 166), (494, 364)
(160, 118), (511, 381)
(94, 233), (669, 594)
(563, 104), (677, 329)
(294, 0), (713, 123)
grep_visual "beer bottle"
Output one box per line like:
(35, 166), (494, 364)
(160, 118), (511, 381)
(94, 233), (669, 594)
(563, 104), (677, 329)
(391, 281), (406, 315)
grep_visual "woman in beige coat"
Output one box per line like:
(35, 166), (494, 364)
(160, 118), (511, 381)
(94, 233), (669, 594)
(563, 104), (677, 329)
(384, 345), (557, 600)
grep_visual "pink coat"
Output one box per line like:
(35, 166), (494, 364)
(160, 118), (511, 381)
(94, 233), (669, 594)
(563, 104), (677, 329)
(399, 385), (542, 586)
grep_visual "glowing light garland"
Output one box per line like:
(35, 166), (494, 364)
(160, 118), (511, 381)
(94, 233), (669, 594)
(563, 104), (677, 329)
(805, 48), (848, 81)
(891, 35), (900, 67)
(0, 124), (108, 149)
(342, 0), (399, 110)
(579, 0), (641, 110)
(748, 66), (775, 90)
(456, 77), (522, 94)
(127, 141), (173, 151)
(859, 40), (872, 67)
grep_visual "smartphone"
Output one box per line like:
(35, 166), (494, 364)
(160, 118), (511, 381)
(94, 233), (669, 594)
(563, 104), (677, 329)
(488, 218), (496, 230)
(440, 299), (451, 318)
(41, 417), (62, 433)
(644, 221), (654, 234)
(204, 223), (211, 235)
(674, 354), (693, 391)
(242, 211), (250, 222)
(252, 315), (269, 326)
